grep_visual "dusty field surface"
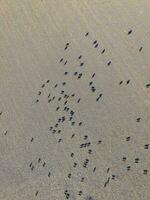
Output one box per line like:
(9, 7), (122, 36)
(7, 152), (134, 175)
(0, 0), (150, 200)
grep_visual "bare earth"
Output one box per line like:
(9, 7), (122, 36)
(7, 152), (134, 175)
(0, 1), (150, 200)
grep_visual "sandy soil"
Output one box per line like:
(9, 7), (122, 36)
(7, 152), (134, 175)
(0, 1), (150, 199)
